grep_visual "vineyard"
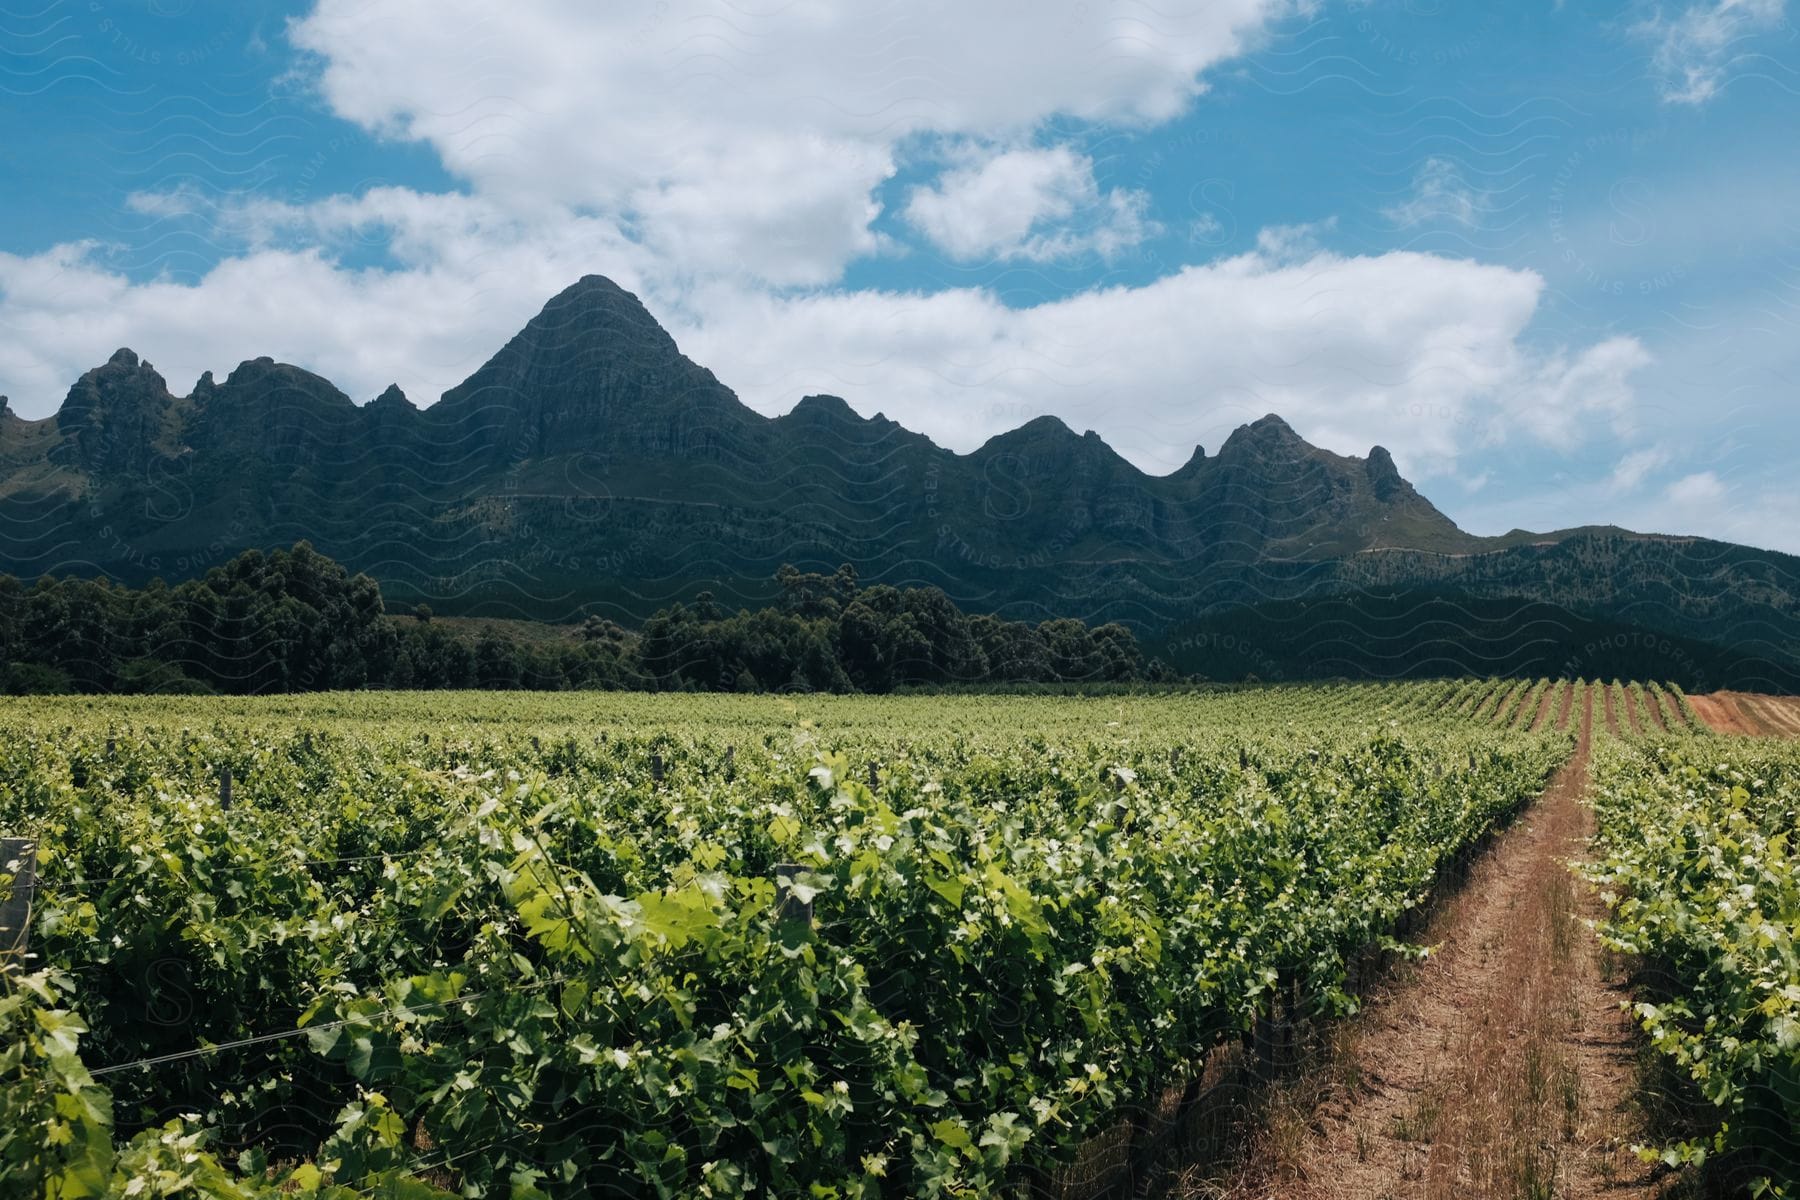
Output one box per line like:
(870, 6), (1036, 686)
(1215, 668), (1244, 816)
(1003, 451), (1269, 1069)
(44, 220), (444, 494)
(0, 681), (1793, 1198)
(1585, 733), (1800, 1196)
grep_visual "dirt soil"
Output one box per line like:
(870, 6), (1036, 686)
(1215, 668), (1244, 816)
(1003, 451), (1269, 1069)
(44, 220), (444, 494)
(1171, 685), (1672, 1200)
(1689, 691), (1800, 737)
(1527, 682), (1558, 732)
(1751, 695), (1800, 736)
(1734, 693), (1800, 736)
(1553, 679), (1576, 731)
(1640, 689), (1668, 733)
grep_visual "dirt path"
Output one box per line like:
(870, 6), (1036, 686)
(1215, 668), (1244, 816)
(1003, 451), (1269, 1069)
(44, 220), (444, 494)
(1501, 682), (1527, 727)
(1527, 682), (1558, 732)
(1602, 684), (1622, 737)
(1457, 685), (1485, 719)
(1622, 687), (1644, 735)
(1510, 683), (1540, 730)
(1179, 687), (1668, 1199)
(1641, 688), (1668, 733)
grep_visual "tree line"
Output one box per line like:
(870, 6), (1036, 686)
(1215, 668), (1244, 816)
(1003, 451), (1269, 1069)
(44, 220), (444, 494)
(0, 543), (1173, 695)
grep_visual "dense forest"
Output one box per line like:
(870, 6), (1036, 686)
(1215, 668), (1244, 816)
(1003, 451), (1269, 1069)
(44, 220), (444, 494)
(0, 542), (1170, 695)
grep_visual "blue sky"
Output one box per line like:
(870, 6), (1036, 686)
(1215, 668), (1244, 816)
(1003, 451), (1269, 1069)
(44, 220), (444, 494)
(3, 0), (1798, 549)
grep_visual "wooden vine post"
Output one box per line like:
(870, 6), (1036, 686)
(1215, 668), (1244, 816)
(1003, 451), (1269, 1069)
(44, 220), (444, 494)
(0, 838), (38, 957)
(773, 863), (813, 925)
(219, 765), (232, 811)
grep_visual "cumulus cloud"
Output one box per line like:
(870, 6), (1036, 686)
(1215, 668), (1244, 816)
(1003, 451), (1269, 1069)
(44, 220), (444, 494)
(285, 0), (1288, 284)
(0, 223), (1644, 482)
(1636, 0), (1787, 104)
(0, 205), (653, 408)
(673, 242), (1644, 477)
(0, 0), (1653, 495)
(903, 144), (1155, 262)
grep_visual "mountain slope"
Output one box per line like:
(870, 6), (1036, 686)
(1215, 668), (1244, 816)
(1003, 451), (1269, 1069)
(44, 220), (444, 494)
(1, 274), (1795, 688)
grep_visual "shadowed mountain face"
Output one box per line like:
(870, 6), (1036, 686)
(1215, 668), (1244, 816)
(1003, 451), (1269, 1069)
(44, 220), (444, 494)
(2, 274), (1797, 688)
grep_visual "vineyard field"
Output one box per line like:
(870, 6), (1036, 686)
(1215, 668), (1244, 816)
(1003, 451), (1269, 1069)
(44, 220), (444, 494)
(1585, 733), (1800, 1196)
(0, 685), (1572, 1198)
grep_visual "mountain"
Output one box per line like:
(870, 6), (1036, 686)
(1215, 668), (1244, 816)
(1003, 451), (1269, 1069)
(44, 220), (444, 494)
(2, 274), (1797, 690)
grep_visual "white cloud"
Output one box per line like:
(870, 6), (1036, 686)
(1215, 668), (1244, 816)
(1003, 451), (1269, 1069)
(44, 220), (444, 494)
(0, 224), (1644, 484)
(1608, 446), (1672, 492)
(630, 139), (895, 287)
(0, 205), (654, 409)
(1666, 470), (1727, 504)
(1499, 337), (1653, 450)
(285, 0), (1290, 284)
(1614, 469), (1800, 553)
(293, 0), (1285, 152)
(0, 0), (1655, 497)
(1383, 157), (1489, 228)
(1253, 218), (1339, 261)
(1452, 464), (1800, 554)
(903, 144), (1155, 262)
(673, 241), (1642, 477)
(1188, 213), (1227, 244)
(1636, 0), (1787, 104)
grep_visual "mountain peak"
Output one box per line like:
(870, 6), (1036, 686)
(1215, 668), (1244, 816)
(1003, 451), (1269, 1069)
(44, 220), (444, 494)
(441, 273), (685, 405)
(1170, 443), (1208, 478)
(973, 414), (1135, 475)
(1218, 412), (1310, 461)
(1017, 414), (1077, 437)
(532, 274), (666, 336)
(563, 273), (633, 299)
(1241, 412), (1300, 439)
(975, 414), (1075, 452)
(216, 357), (354, 408)
(371, 383), (414, 409)
(1362, 443), (1405, 490)
(432, 273), (752, 462)
(50, 348), (174, 474)
(786, 394), (862, 424)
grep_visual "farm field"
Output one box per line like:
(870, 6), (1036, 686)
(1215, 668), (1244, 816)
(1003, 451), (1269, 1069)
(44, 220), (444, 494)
(1179, 680), (1798, 1200)
(0, 681), (1794, 1198)
(1582, 724), (1800, 1199)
